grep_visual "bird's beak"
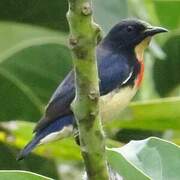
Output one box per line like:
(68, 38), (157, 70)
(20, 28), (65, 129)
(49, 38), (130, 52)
(144, 26), (168, 36)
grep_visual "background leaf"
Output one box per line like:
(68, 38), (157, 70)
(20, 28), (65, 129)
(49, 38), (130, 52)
(106, 97), (180, 132)
(0, 0), (69, 32)
(0, 0), (180, 179)
(107, 137), (180, 180)
(0, 170), (51, 180)
(153, 0), (180, 30)
(154, 34), (180, 96)
(0, 22), (72, 121)
(0, 142), (59, 179)
(93, 0), (128, 34)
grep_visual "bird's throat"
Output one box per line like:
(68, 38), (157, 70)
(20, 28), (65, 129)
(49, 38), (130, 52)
(134, 37), (151, 88)
(135, 37), (151, 61)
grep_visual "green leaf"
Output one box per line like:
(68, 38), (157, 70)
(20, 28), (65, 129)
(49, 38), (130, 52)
(0, 22), (72, 122)
(93, 0), (128, 34)
(106, 97), (180, 131)
(0, 170), (51, 180)
(0, 0), (129, 34)
(129, 0), (180, 30)
(154, 33), (180, 96)
(0, 22), (67, 54)
(0, 0), (68, 32)
(0, 142), (59, 179)
(107, 137), (180, 180)
(153, 0), (180, 30)
(107, 150), (150, 180)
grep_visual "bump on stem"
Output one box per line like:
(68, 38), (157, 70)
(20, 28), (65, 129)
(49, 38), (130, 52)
(67, 0), (109, 179)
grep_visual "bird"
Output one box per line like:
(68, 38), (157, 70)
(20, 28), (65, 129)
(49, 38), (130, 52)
(17, 19), (167, 160)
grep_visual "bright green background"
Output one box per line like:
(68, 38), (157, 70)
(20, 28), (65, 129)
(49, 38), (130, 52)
(0, 0), (180, 179)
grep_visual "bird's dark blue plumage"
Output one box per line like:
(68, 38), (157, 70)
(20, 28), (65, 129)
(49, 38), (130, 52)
(17, 115), (74, 160)
(98, 47), (133, 95)
(17, 19), (168, 160)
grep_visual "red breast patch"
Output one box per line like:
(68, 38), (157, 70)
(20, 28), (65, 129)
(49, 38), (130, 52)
(135, 61), (144, 88)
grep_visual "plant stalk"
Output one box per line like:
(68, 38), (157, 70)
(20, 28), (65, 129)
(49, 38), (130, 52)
(67, 0), (109, 179)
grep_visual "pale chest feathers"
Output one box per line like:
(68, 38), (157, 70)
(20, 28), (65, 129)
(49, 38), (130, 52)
(100, 86), (138, 121)
(135, 37), (151, 61)
(39, 125), (73, 144)
(100, 37), (150, 121)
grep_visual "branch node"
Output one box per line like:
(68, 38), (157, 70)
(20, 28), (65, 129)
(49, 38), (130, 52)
(90, 111), (96, 116)
(69, 36), (78, 48)
(88, 90), (99, 100)
(67, 0), (109, 179)
(81, 2), (92, 16)
(93, 23), (103, 44)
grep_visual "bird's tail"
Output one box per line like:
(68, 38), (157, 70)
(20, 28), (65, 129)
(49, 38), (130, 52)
(17, 115), (74, 161)
(16, 136), (41, 161)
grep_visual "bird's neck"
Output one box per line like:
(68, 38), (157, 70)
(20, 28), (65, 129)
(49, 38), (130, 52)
(134, 37), (151, 62)
(116, 38), (150, 88)
(133, 37), (151, 88)
(135, 60), (144, 88)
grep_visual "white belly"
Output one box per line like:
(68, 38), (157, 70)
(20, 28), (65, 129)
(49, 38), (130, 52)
(39, 125), (73, 144)
(39, 86), (137, 144)
(100, 86), (137, 121)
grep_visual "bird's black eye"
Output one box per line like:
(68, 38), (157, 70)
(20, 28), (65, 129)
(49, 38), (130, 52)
(127, 25), (133, 32)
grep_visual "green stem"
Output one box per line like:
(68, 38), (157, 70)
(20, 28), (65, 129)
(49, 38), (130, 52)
(67, 0), (109, 179)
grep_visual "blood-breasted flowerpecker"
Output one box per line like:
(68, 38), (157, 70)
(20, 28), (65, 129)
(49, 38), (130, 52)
(17, 19), (168, 160)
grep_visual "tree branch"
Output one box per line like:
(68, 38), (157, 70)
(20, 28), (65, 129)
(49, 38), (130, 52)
(67, 0), (109, 179)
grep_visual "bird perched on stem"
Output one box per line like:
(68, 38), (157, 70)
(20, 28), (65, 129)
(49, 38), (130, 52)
(17, 19), (167, 160)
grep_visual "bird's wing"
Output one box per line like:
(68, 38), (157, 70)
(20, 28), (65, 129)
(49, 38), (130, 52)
(34, 70), (75, 132)
(97, 47), (134, 95)
(34, 47), (135, 133)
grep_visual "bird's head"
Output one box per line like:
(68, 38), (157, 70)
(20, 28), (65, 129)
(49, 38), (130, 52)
(103, 19), (168, 60)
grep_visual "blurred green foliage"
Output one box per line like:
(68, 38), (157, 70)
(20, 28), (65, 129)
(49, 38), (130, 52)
(0, 0), (69, 32)
(0, 0), (180, 179)
(0, 142), (59, 179)
(0, 170), (52, 180)
(107, 137), (180, 180)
